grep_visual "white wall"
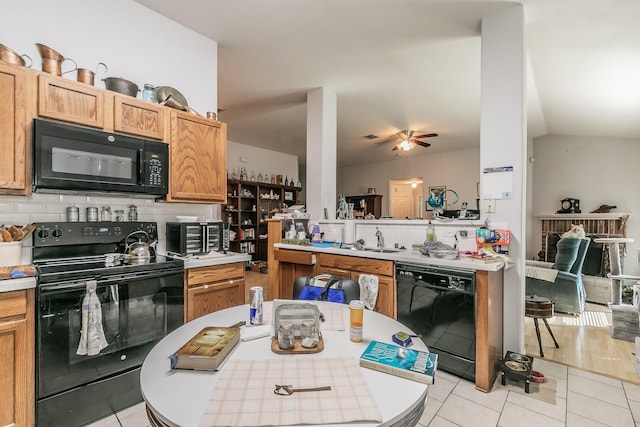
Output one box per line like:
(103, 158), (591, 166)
(338, 148), (480, 217)
(531, 134), (640, 276)
(1, 0), (218, 115)
(227, 140), (299, 187)
(0, 0), (220, 260)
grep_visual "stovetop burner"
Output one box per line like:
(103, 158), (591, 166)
(32, 221), (183, 285)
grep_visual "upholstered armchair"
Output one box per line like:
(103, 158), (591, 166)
(525, 237), (590, 314)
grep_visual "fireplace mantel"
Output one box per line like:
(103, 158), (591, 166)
(535, 213), (630, 221)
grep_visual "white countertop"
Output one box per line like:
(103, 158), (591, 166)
(0, 276), (36, 292)
(275, 243), (504, 272)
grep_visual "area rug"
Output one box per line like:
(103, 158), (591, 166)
(494, 374), (557, 405)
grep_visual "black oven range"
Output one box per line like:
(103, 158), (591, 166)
(33, 221), (184, 427)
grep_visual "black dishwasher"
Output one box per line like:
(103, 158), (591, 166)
(396, 262), (476, 381)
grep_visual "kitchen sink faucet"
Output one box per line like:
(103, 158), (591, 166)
(375, 227), (384, 248)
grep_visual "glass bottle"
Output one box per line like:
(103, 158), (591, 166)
(250, 170), (256, 181)
(141, 84), (157, 103)
(300, 319), (318, 348)
(100, 206), (111, 222)
(277, 320), (294, 350)
(128, 205), (138, 221)
(257, 172), (263, 182)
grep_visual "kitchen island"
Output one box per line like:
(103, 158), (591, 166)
(266, 219), (504, 392)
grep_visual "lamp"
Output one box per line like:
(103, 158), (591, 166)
(399, 139), (412, 151)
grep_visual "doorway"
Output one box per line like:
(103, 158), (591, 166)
(389, 178), (423, 219)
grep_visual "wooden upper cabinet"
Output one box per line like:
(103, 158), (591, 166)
(38, 74), (105, 128)
(38, 74), (166, 140)
(0, 62), (31, 195)
(113, 94), (166, 140)
(167, 111), (227, 203)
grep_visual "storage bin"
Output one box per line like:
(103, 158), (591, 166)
(0, 241), (22, 267)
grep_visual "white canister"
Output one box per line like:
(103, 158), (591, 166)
(0, 241), (22, 267)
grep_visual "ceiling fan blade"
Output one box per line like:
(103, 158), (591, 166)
(414, 140), (431, 148)
(413, 133), (438, 139)
(374, 138), (395, 145)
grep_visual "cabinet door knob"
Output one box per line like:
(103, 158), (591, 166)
(229, 279), (234, 284)
(204, 284), (209, 289)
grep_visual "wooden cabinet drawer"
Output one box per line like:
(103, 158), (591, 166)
(187, 263), (244, 287)
(0, 290), (28, 320)
(275, 249), (316, 265)
(317, 253), (393, 276)
(38, 74), (104, 128)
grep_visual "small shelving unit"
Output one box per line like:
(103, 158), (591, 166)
(224, 179), (302, 261)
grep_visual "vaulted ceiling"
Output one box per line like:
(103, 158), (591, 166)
(137, 0), (640, 166)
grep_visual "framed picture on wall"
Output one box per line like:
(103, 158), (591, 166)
(426, 186), (446, 210)
(284, 191), (294, 201)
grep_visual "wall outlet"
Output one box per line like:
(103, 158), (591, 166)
(459, 230), (468, 237)
(485, 199), (496, 213)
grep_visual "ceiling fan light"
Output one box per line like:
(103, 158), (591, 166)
(400, 140), (411, 151)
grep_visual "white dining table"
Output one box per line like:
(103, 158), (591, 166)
(140, 301), (429, 427)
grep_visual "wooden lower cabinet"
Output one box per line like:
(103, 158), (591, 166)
(316, 253), (395, 318)
(0, 289), (35, 427)
(185, 263), (245, 322)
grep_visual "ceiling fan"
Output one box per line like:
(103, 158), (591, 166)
(374, 130), (438, 151)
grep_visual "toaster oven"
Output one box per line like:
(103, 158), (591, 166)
(165, 221), (229, 255)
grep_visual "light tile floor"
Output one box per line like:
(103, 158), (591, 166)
(87, 358), (640, 427)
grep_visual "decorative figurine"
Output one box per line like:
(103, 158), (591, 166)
(337, 194), (348, 219)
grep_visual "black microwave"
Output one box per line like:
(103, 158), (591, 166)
(166, 221), (230, 255)
(33, 119), (168, 196)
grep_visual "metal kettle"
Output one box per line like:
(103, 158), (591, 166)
(124, 230), (156, 263)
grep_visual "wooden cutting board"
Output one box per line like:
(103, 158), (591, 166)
(0, 265), (36, 280)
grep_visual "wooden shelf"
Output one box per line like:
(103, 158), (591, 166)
(224, 180), (302, 261)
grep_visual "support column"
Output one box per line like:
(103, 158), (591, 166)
(481, 5), (527, 353)
(306, 87), (337, 222)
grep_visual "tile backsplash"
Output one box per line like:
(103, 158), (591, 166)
(0, 193), (220, 264)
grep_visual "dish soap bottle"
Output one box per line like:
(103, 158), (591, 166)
(311, 223), (321, 243)
(426, 223), (436, 242)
